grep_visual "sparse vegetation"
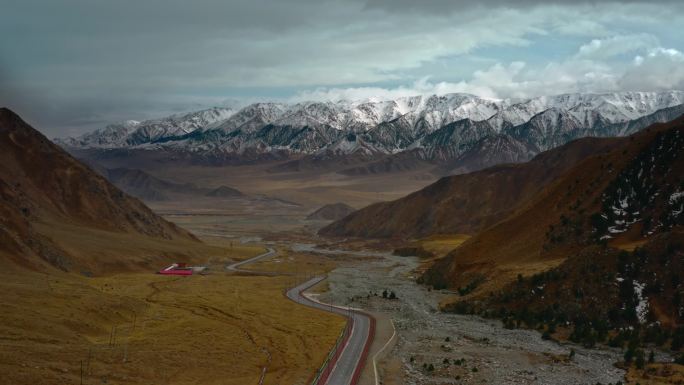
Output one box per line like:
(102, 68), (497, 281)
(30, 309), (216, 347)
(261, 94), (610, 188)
(393, 246), (435, 259)
(443, 231), (684, 355)
(382, 289), (398, 300)
(457, 275), (485, 297)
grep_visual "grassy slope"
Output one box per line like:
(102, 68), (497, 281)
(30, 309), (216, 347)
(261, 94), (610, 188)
(626, 363), (684, 385)
(0, 109), (347, 384)
(0, 107), (201, 273)
(418, 234), (471, 256)
(0, 243), (345, 385)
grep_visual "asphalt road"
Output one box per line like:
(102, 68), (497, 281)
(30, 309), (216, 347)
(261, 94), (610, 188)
(286, 276), (372, 385)
(225, 247), (276, 273)
(227, 247), (373, 385)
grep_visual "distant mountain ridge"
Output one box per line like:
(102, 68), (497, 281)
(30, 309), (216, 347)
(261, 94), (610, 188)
(96, 167), (244, 202)
(59, 107), (238, 148)
(319, 135), (625, 239)
(105, 167), (209, 201)
(57, 92), (684, 172)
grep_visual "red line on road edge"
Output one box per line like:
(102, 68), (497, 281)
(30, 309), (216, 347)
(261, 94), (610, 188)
(317, 318), (353, 385)
(350, 312), (376, 385)
(285, 280), (377, 385)
(290, 284), (354, 385)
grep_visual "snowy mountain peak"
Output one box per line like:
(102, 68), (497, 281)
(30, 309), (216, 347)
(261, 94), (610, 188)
(58, 91), (684, 167)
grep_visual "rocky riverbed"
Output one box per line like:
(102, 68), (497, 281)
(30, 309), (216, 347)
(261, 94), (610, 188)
(310, 248), (626, 385)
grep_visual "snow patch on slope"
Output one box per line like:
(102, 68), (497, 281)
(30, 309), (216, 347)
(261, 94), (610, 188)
(633, 281), (649, 324)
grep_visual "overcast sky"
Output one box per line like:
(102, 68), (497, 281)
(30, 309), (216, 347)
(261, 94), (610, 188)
(1, 0), (684, 137)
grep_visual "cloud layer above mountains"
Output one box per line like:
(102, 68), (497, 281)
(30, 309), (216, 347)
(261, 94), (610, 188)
(1, 0), (683, 137)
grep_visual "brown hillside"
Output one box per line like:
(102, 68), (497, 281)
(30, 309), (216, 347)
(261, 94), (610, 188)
(447, 227), (684, 329)
(106, 167), (202, 201)
(320, 136), (622, 239)
(205, 185), (243, 197)
(444, 229), (684, 350)
(306, 202), (356, 221)
(422, 116), (684, 291)
(0, 108), (199, 273)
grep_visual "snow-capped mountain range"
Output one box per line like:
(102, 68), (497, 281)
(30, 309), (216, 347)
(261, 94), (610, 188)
(60, 107), (238, 148)
(58, 91), (684, 168)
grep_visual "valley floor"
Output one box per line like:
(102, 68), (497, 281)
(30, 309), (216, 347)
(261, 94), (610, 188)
(293, 246), (626, 385)
(4, 189), (679, 385)
(0, 242), (344, 385)
(153, 195), (679, 385)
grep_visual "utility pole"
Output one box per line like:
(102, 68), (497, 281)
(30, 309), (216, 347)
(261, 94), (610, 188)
(86, 348), (92, 375)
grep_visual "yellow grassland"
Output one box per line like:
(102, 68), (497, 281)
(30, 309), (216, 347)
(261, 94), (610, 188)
(0, 239), (345, 385)
(417, 234), (471, 256)
(626, 363), (684, 385)
(242, 250), (338, 276)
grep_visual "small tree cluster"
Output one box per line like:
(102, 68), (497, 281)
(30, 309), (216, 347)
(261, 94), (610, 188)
(381, 289), (398, 300)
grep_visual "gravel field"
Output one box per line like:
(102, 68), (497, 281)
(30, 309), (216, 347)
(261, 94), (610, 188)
(306, 246), (627, 385)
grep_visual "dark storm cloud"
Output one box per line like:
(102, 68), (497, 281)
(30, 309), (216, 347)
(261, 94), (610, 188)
(2, 0), (347, 35)
(364, 0), (684, 13)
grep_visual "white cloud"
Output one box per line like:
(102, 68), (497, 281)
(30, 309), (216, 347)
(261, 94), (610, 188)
(294, 60), (589, 100)
(620, 47), (684, 90)
(292, 40), (684, 102)
(291, 63), (527, 102)
(648, 47), (684, 58)
(575, 34), (659, 59)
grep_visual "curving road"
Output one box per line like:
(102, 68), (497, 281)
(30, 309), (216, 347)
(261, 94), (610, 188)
(286, 276), (373, 385)
(225, 247), (276, 273)
(227, 246), (374, 385)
